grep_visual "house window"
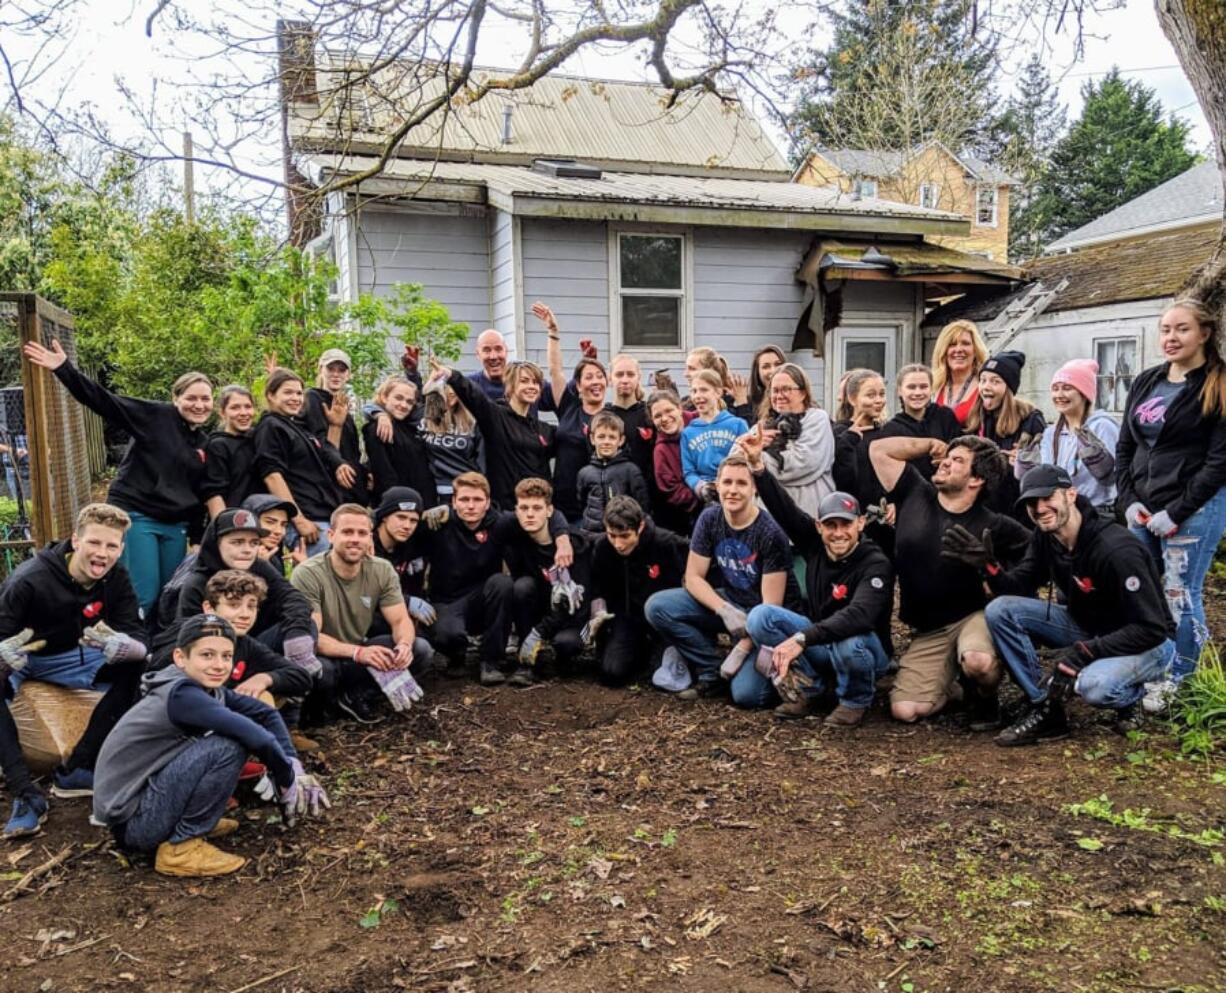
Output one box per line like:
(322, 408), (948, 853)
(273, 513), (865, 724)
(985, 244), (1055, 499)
(614, 232), (688, 351)
(1094, 336), (1138, 413)
(855, 178), (878, 199)
(919, 183), (939, 209)
(975, 185), (998, 227)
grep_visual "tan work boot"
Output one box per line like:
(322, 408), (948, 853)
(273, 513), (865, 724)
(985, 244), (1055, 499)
(774, 698), (815, 719)
(824, 704), (866, 728)
(207, 818), (239, 839)
(155, 838), (247, 877)
(290, 730), (321, 754)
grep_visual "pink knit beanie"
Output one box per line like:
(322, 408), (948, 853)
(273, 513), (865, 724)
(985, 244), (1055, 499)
(1051, 359), (1099, 403)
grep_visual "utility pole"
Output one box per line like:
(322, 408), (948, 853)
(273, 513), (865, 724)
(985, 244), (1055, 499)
(183, 131), (195, 224)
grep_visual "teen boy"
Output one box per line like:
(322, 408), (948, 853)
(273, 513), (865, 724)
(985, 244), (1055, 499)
(93, 613), (329, 877)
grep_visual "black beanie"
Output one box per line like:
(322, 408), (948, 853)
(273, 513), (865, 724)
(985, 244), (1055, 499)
(982, 350), (1025, 394)
(374, 486), (424, 526)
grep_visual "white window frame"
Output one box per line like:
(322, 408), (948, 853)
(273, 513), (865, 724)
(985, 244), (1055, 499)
(1092, 335), (1140, 414)
(919, 183), (939, 210)
(975, 184), (998, 227)
(855, 177), (878, 199)
(828, 321), (904, 415)
(608, 226), (693, 360)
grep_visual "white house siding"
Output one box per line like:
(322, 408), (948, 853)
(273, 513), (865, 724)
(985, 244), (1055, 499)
(489, 209), (518, 357)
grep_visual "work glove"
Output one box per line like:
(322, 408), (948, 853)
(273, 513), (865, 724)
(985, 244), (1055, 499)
(940, 524), (1000, 575)
(579, 338), (598, 360)
(864, 498), (890, 526)
(282, 634), (323, 679)
(547, 567), (584, 615)
(580, 598), (613, 645)
(1013, 433), (1042, 477)
(719, 642), (751, 680)
(368, 667), (425, 713)
(773, 665), (816, 705)
(422, 505), (450, 530)
(1146, 510), (1178, 538)
(1074, 428), (1115, 480)
(1043, 641), (1094, 701)
(698, 482), (719, 505)
(79, 621), (147, 664)
(1124, 502), (1151, 529)
(280, 758), (332, 824)
(715, 602), (748, 640)
(400, 345), (420, 374)
(0, 628), (45, 673)
(407, 597), (437, 626)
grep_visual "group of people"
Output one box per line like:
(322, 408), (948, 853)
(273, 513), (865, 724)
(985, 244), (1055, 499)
(0, 296), (1222, 879)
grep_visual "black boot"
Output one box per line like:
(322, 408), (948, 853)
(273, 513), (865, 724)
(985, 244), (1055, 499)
(995, 698), (1069, 747)
(966, 691), (1004, 732)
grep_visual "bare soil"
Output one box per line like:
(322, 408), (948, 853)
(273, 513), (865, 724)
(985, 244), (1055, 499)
(3, 600), (1225, 993)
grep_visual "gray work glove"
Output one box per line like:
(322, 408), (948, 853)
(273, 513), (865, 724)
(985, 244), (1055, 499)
(863, 498), (890, 525)
(580, 598), (613, 645)
(1124, 502), (1151, 529)
(1074, 427), (1115, 481)
(79, 621), (147, 664)
(548, 567), (584, 615)
(422, 505), (450, 530)
(1013, 433), (1042, 478)
(407, 596), (437, 626)
(715, 602), (748, 640)
(282, 634), (323, 678)
(0, 628), (45, 673)
(368, 667), (425, 713)
(1146, 509), (1178, 538)
(280, 757), (331, 824)
(719, 641), (751, 680)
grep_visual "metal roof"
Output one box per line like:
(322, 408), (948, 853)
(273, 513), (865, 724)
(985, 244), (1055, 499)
(1046, 161), (1222, 252)
(303, 154), (971, 235)
(288, 60), (788, 179)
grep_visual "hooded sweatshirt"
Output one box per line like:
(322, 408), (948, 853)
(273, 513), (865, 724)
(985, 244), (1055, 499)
(200, 430), (257, 508)
(762, 406), (836, 519)
(0, 540), (143, 656)
(149, 622), (313, 698)
(304, 386), (368, 505)
(590, 520), (688, 617)
(1038, 410), (1120, 508)
(879, 404), (962, 480)
(653, 409), (700, 534)
(241, 494), (295, 576)
(361, 415), (438, 507)
(93, 667), (296, 827)
(681, 408), (749, 493)
(158, 516), (313, 642)
(252, 411), (344, 521)
(610, 401), (656, 490)
(576, 450), (651, 536)
(51, 361), (208, 523)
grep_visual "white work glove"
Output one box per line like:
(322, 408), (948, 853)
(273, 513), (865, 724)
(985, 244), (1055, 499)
(407, 597), (437, 626)
(580, 598), (613, 645)
(79, 621), (147, 664)
(280, 757), (331, 824)
(715, 602), (748, 640)
(422, 506), (450, 530)
(1145, 510), (1178, 538)
(368, 667), (425, 712)
(1124, 502), (1151, 529)
(282, 634), (323, 678)
(0, 628), (44, 672)
(547, 567), (584, 615)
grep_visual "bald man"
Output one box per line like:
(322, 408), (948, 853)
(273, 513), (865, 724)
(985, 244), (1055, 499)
(470, 329), (509, 400)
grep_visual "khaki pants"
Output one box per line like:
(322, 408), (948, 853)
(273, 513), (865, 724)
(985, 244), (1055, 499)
(890, 612), (999, 709)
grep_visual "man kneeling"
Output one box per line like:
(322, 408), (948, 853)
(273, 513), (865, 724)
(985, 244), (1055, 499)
(93, 614), (329, 877)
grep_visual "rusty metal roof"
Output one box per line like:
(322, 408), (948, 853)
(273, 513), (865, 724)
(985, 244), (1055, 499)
(289, 60), (789, 179)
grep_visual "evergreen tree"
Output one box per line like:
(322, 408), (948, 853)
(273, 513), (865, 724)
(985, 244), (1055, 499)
(1032, 68), (1197, 246)
(790, 0), (999, 159)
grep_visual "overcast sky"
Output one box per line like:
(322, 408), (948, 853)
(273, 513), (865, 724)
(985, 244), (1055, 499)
(5, 0), (1212, 201)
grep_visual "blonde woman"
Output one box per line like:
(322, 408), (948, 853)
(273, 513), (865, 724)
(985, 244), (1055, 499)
(932, 320), (989, 425)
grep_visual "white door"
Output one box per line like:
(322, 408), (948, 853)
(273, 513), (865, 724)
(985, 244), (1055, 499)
(830, 323), (900, 412)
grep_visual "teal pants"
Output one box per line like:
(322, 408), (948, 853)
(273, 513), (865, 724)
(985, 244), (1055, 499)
(120, 511), (188, 613)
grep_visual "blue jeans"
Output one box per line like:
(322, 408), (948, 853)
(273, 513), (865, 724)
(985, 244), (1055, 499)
(10, 646), (108, 693)
(984, 596), (1166, 709)
(289, 519), (332, 558)
(120, 511), (189, 613)
(742, 605), (889, 710)
(1130, 486), (1226, 679)
(644, 588), (725, 683)
(118, 735), (247, 851)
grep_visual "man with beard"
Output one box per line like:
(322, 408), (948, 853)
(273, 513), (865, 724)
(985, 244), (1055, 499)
(983, 465), (1174, 745)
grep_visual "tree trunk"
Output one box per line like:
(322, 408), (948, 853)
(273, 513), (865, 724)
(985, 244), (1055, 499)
(1155, 1), (1226, 316)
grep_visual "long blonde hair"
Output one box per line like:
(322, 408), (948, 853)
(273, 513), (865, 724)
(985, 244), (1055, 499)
(1165, 298), (1226, 418)
(931, 320), (989, 397)
(965, 382), (1036, 439)
(688, 347), (731, 390)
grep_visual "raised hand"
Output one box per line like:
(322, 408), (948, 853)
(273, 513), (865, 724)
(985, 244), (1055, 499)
(531, 301), (559, 335)
(22, 339), (68, 370)
(401, 345), (420, 374)
(325, 391), (349, 427)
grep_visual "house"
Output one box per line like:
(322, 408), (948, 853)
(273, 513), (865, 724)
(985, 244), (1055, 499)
(921, 161), (1223, 415)
(793, 143), (1019, 261)
(277, 23), (1020, 405)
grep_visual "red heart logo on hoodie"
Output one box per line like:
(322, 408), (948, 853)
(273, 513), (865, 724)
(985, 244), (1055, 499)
(83, 600), (103, 619)
(639, 427), (654, 441)
(231, 660), (247, 681)
(475, 530), (488, 544)
(1073, 575), (1094, 594)
(197, 449), (206, 463)
(831, 584), (848, 601)
(538, 435), (547, 447)
(648, 564), (660, 579)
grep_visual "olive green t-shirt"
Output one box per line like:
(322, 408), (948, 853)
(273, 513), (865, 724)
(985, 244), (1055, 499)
(290, 554), (402, 646)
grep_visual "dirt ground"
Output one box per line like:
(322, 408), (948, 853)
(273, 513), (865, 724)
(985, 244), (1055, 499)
(3, 613), (1225, 993)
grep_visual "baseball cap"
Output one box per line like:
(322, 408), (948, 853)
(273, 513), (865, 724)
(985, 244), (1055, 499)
(318, 347), (352, 369)
(241, 494), (299, 521)
(213, 507), (269, 538)
(1016, 464), (1073, 505)
(177, 612), (237, 649)
(817, 491), (862, 522)
(374, 487), (424, 525)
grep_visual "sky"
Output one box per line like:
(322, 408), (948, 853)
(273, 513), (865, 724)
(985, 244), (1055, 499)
(3, 0), (1213, 204)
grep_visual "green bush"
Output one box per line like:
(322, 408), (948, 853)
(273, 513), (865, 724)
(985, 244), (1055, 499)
(0, 497), (19, 527)
(1174, 642), (1226, 757)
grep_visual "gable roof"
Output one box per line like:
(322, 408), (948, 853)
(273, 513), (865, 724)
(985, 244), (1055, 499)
(1046, 161), (1222, 252)
(286, 58), (788, 179)
(800, 141), (1019, 185)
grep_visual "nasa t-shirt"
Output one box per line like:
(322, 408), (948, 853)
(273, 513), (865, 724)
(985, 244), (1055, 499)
(1132, 378), (1185, 446)
(689, 506), (803, 612)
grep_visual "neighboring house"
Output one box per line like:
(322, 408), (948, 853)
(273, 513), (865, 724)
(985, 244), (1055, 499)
(794, 142), (1019, 261)
(922, 161), (1223, 414)
(277, 23), (1019, 406)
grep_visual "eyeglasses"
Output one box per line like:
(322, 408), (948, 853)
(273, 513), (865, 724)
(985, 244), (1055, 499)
(770, 386), (800, 396)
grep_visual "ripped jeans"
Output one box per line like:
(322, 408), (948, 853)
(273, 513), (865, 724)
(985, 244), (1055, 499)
(1130, 486), (1226, 680)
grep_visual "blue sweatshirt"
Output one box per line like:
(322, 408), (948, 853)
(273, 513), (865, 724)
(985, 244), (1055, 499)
(681, 409), (749, 492)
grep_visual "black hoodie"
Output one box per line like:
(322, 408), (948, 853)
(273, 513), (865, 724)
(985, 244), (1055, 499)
(0, 541), (143, 656)
(361, 415), (438, 508)
(590, 519), (688, 617)
(200, 430), (257, 507)
(610, 401), (657, 490)
(1117, 362), (1226, 524)
(976, 406), (1047, 521)
(879, 404), (961, 480)
(159, 516), (313, 642)
(251, 411), (344, 520)
(987, 494), (1174, 660)
(755, 468), (895, 655)
(576, 450), (651, 536)
(304, 386), (369, 505)
(52, 361), (208, 523)
(148, 621), (313, 698)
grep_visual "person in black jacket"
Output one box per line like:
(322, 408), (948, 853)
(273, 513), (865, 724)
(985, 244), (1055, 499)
(201, 385), (258, 519)
(740, 434), (894, 725)
(609, 354), (657, 492)
(1116, 299), (1226, 710)
(0, 504), (147, 838)
(23, 339), (213, 612)
(361, 375), (438, 507)
(588, 496), (688, 687)
(982, 465), (1174, 745)
(832, 369), (895, 557)
(304, 348), (368, 505)
(252, 368), (355, 555)
(879, 364), (961, 481)
(435, 357), (556, 511)
(576, 412), (650, 537)
(966, 351), (1046, 519)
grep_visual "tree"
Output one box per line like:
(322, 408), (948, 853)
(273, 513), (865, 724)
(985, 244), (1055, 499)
(789, 0), (1000, 161)
(1031, 67), (1196, 245)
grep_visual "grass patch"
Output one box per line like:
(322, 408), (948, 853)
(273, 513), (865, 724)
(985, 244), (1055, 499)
(1173, 643), (1226, 758)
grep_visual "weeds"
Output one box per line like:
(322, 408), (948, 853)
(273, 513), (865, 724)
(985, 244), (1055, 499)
(1173, 642), (1226, 757)
(1065, 794), (1224, 849)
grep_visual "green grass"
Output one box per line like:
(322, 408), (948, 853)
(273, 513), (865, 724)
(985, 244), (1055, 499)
(1173, 642), (1226, 757)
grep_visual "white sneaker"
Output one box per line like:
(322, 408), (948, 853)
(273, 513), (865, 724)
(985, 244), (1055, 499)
(652, 647), (692, 693)
(1141, 678), (1178, 714)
